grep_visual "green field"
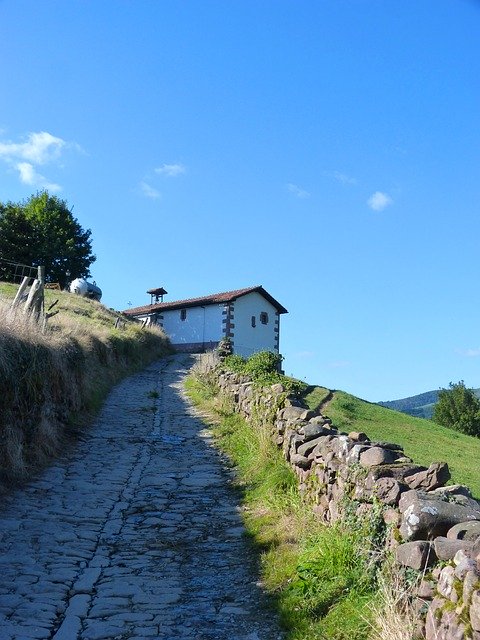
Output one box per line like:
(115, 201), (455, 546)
(302, 386), (480, 498)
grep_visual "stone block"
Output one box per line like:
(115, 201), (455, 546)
(399, 490), (480, 541)
(290, 453), (311, 470)
(437, 565), (458, 602)
(383, 508), (400, 526)
(404, 462), (451, 491)
(348, 431), (369, 442)
(433, 536), (474, 561)
(346, 444), (370, 465)
(297, 436), (326, 458)
(301, 423), (335, 441)
(417, 579), (436, 599)
(447, 520), (480, 541)
(396, 540), (435, 570)
(374, 476), (402, 505)
(366, 463), (426, 485)
(470, 590), (480, 632)
(359, 446), (399, 467)
(453, 549), (477, 579)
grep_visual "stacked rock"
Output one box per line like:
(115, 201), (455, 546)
(213, 368), (480, 639)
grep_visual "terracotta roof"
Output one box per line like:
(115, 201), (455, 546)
(123, 285), (288, 316)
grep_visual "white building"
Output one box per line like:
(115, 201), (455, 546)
(123, 285), (288, 357)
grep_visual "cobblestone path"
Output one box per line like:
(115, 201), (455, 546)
(0, 355), (283, 640)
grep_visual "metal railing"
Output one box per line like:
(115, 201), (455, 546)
(0, 258), (38, 285)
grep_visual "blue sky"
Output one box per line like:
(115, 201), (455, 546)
(1, 0), (479, 401)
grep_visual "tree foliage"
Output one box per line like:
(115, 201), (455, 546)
(433, 380), (480, 437)
(0, 191), (95, 288)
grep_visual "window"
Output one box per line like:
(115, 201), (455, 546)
(251, 315), (256, 328)
(180, 309), (187, 321)
(260, 312), (269, 325)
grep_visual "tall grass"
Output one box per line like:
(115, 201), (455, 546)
(185, 370), (382, 640)
(0, 286), (171, 485)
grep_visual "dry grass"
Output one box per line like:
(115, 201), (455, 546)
(0, 284), (171, 486)
(367, 569), (420, 640)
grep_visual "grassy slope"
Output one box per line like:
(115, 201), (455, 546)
(303, 386), (480, 498)
(0, 281), (172, 484)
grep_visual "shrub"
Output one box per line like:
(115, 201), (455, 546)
(244, 350), (283, 377)
(433, 381), (480, 437)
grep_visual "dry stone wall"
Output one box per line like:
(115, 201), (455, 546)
(214, 368), (480, 640)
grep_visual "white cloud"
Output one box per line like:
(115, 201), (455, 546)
(326, 170), (358, 186)
(140, 181), (161, 199)
(17, 162), (61, 192)
(155, 163), (186, 177)
(287, 183), (310, 199)
(0, 131), (65, 165)
(0, 130), (76, 190)
(367, 191), (393, 212)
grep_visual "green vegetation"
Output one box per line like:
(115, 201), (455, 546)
(433, 380), (480, 438)
(0, 191), (95, 287)
(223, 351), (305, 394)
(185, 372), (382, 640)
(322, 389), (480, 497)
(0, 283), (171, 484)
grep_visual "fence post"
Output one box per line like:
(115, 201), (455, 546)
(12, 276), (31, 309)
(36, 266), (45, 318)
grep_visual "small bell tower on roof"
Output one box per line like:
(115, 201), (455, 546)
(146, 287), (168, 305)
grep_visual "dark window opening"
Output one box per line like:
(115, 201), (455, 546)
(180, 309), (187, 321)
(260, 312), (269, 325)
(251, 315), (256, 328)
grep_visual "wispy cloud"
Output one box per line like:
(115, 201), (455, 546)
(367, 191), (393, 212)
(155, 163), (186, 177)
(140, 181), (161, 199)
(325, 170), (358, 186)
(17, 162), (61, 192)
(328, 360), (351, 369)
(295, 350), (315, 359)
(287, 183), (310, 199)
(456, 348), (480, 357)
(0, 130), (76, 190)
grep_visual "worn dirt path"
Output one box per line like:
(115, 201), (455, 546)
(0, 354), (282, 640)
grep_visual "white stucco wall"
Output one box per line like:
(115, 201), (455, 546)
(232, 292), (279, 357)
(161, 304), (224, 347)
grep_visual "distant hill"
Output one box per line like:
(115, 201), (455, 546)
(379, 388), (480, 419)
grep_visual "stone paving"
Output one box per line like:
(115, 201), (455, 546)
(0, 354), (283, 640)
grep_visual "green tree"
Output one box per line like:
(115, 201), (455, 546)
(433, 381), (480, 437)
(0, 191), (95, 288)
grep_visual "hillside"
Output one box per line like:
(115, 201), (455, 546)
(379, 387), (480, 419)
(0, 281), (172, 485)
(303, 386), (480, 497)
(378, 389), (439, 418)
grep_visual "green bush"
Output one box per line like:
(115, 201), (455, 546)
(244, 350), (283, 377)
(433, 381), (480, 437)
(223, 353), (246, 373)
(223, 351), (305, 395)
